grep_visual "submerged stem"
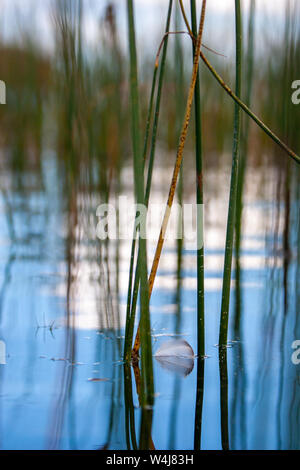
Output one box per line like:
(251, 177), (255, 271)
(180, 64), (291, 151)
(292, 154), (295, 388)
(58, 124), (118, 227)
(218, 0), (243, 453)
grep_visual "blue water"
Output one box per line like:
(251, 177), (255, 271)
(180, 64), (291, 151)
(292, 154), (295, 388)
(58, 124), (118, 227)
(0, 155), (299, 450)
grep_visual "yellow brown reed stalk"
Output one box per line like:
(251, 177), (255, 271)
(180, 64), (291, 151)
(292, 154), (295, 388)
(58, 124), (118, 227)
(132, 0), (207, 358)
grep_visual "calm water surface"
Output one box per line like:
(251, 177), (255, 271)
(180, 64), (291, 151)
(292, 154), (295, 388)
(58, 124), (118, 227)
(0, 153), (299, 450)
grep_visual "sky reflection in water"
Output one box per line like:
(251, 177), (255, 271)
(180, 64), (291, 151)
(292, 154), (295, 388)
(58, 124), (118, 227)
(0, 155), (299, 450)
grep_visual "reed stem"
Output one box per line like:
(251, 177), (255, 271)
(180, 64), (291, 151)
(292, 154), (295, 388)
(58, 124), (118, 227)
(190, 0), (205, 450)
(132, 0), (207, 357)
(124, 59), (160, 361)
(126, 0), (153, 406)
(219, 0), (242, 347)
(234, 0), (256, 333)
(218, 2), (242, 451)
(124, 0), (173, 362)
(190, 0), (205, 360)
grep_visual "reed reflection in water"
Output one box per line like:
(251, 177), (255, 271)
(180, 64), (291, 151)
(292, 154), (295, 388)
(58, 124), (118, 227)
(0, 0), (299, 451)
(0, 155), (299, 449)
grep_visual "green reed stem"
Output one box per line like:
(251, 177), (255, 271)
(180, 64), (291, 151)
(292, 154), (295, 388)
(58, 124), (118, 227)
(139, 408), (154, 450)
(234, 0), (256, 333)
(132, 0), (207, 357)
(123, 363), (138, 450)
(124, 236), (137, 358)
(123, 66), (157, 360)
(145, 1), (173, 205)
(174, 0), (184, 336)
(219, 0), (242, 347)
(191, 0), (205, 450)
(126, 0), (153, 406)
(125, 0), (173, 360)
